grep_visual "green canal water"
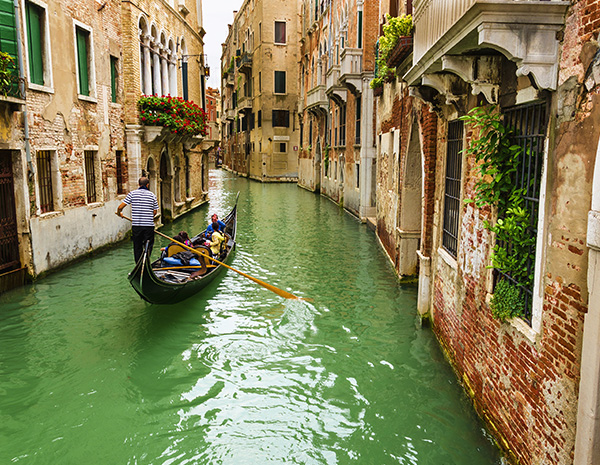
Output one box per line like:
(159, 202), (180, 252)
(0, 170), (502, 464)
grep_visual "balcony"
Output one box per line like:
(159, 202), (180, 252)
(237, 95), (252, 112)
(237, 52), (252, 75)
(405, 0), (569, 93)
(340, 48), (363, 92)
(325, 65), (346, 104)
(226, 108), (235, 120)
(226, 72), (235, 87)
(306, 85), (327, 112)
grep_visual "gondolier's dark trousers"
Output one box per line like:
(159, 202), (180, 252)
(132, 226), (155, 264)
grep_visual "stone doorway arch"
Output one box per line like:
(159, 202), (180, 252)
(397, 120), (423, 276)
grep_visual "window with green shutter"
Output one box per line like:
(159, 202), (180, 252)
(0, 0), (19, 96)
(110, 56), (117, 102)
(76, 26), (89, 96)
(26, 1), (44, 85)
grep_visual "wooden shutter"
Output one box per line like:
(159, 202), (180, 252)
(26, 2), (44, 85)
(76, 27), (89, 96)
(110, 56), (117, 102)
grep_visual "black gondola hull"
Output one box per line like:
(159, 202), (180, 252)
(127, 204), (237, 304)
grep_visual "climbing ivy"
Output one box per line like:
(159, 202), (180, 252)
(461, 105), (531, 321)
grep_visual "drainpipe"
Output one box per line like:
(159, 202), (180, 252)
(13, 0), (33, 179)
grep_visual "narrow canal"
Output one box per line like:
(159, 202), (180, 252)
(0, 170), (502, 464)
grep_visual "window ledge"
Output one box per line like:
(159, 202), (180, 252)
(28, 83), (54, 94)
(274, 42), (287, 46)
(39, 210), (64, 219)
(437, 246), (458, 270)
(109, 102), (122, 108)
(87, 202), (104, 209)
(508, 312), (537, 343)
(78, 94), (97, 103)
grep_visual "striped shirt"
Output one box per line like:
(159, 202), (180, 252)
(123, 188), (158, 226)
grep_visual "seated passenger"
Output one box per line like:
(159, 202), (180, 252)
(205, 213), (226, 237)
(208, 222), (225, 258)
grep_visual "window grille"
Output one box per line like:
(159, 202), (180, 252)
(37, 150), (54, 213)
(442, 120), (463, 258)
(339, 104), (346, 146)
(84, 150), (97, 203)
(497, 101), (548, 324)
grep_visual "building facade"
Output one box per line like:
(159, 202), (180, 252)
(220, 0), (300, 182)
(0, 0), (208, 285)
(205, 86), (221, 162)
(373, 0), (600, 463)
(121, 0), (208, 222)
(297, 0), (378, 220)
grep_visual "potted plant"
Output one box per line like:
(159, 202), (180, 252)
(383, 14), (414, 67)
(138, 95), (208, 142)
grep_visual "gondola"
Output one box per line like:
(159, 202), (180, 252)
(128, 202), (237, 304)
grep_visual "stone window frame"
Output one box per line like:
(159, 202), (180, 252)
(83, 147), (102, 205)
(22, 0), (53, 93)
(72, 19), (97, 103)
(441, 119), (464, 259)
(34, 148), (62, 215)
(274, 20), (286, 45)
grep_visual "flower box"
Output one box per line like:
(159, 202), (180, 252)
(373, 85), (383, 97)
(386, 36), (413, 68)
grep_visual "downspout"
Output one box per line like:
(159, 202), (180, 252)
(13, 0), (33, 179)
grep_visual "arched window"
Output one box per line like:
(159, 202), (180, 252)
(168, 39), (177, 96)
(139, 17), (151, 95)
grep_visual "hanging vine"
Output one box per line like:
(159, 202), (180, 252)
(461, 106), (533, 321)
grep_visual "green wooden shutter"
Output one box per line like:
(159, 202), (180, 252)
(76, 27), (89, 96)
(26, 2), (44, 85)
(0, 0), (18, 95)
(110, 56), (117, 102)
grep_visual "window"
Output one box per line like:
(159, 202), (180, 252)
(75, 24), (93, 97)
(115, 150), (126, 195)
(272, 110), (289, 127)
(84, 150), (97, 203)
(277, 142), (287, 152)
(258, 110), (262, 127)
(357, 11), (363, 48)
(36, 150), (54, 213)
(110, 56), (118, 103)
(498, 101), (548, 324)
(442, 120), (464, 258)
(355, 96), (361, 144)
(356, 163), (360, 188)
(309, 118), (313, 145)
(274, 71), (286, 94)
(339, 104), (346, 146)
(26, 0), (48, 86)
(259, 72), (261, 92)
(274, 21), (286, 44)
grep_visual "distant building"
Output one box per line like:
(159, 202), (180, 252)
(205, 86), (221, 161)
(297, 0), (378, 220)
(220, 0), (300, 181)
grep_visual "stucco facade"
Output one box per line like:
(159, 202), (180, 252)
(220, 0), (300, 182)
(121, 0), (208, 222)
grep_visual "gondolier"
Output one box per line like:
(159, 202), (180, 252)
(116, 177), (159, 264)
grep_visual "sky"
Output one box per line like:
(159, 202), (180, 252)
(203, 0), (244, 90)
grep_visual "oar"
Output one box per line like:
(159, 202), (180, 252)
(118, 215), (303, 300)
